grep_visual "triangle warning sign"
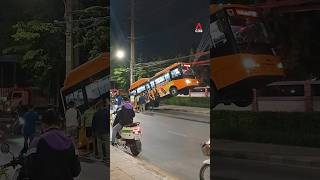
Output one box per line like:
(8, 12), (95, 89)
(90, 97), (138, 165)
(195, 22), (203, 33)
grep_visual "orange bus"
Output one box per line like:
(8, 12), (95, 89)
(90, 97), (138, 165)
(61, 52), (109, 112)
(209, 3), (284, 107)
(129, 62), (199, 106)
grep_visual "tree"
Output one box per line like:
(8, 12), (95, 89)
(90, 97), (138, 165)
(74, 5), (109, 59)
(111, 67), (130, 90)
(3, 20), (65, 100)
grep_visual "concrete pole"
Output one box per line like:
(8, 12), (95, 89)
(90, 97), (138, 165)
(65, 0), (73, 75)
(304, 80), (313, 112)
(130, 0), (135, 85)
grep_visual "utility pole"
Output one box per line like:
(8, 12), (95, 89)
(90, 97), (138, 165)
(130, 0), (135, 85)
(65, 0), (73, 75)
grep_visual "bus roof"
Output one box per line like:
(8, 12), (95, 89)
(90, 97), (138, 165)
(129, 78), (150, 91)
(210, 4), (257, 15)
(62, 52), (109, 91)
(154, 63), (183, 78)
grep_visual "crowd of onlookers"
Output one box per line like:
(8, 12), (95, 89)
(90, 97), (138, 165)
(114, 92), (156, 113)
(17, 99), (109, 162)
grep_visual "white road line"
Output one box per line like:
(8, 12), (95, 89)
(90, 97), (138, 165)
(167, 130), (188, 137)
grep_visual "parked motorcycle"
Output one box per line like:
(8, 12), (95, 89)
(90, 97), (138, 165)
(0, 143), (25, 180)
(200, 140), (210, 180)
(111, 111), (142, 156)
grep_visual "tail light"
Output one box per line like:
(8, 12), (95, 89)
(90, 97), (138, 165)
(132, 127), (141, 134)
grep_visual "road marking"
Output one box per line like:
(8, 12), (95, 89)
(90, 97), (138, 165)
(167, 130), (187, 137)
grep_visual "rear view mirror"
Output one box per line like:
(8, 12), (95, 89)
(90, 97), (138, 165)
(0, 143), (10, 154)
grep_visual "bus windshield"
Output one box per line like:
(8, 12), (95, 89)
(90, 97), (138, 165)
(181, 65), (195, 78)
(228, 10), (273, 54)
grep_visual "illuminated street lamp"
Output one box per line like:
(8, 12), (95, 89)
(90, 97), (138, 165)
(115, 49), (125, 59)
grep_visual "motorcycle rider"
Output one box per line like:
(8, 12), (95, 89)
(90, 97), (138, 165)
(111, 96), (135, 146)
(22, 109), (81, 180)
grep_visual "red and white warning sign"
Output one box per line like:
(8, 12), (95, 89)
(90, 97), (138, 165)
(195, 22), (203, 33)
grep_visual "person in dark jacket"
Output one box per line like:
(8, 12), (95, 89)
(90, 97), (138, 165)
(111, 96), (135, 146)
(20, 105), (38, 154)
(92, 100), (108, 160)
(24, 109), (81, 180)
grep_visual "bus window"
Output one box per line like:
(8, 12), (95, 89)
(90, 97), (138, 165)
(74, 89), (84, 106)
(146, 83), (151, 90)
(227, 8), (273, 55)
(66, 89), (84, 106)
(182, 66), (195, 77)
(150, 81), (155, 88)
(137, 85), (146, 94)
(98, 76), (110, 95)
(170, 68), (181, 79)
(210, 19), (227, 48)
(155, 76), (165, 85)
(164, 73), (170, 81)
(85, 81), (101, 103)
(65, 93), (74, 105)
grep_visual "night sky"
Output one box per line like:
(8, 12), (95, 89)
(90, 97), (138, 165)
(111, 0), (210, 62)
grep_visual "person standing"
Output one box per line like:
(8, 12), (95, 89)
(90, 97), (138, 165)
(149, 95), (156, 111)
(92, 100), (108, 161)
(23, 109), (81, 180)
(82, 105), (95, 153)
(65, 101), (81, 143)
(139, 93), (146, 112)
(114, 94), (123, 111)
(21, 105), (38, 154)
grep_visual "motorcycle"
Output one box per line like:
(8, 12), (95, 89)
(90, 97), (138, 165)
(199, 139), (210, 180)
(0, 143), (25, 180)
(110, 111), (142, 156)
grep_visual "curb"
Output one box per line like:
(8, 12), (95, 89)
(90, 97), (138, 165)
(156, 107), (210, 115)
(214, 149), (320, 168)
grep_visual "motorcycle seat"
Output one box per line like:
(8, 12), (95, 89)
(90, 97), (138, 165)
(124, 122), (140, 127)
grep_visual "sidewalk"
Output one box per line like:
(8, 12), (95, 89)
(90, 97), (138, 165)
(156, 104), (210, 115)
(214, 139), (320, 167)
(110, 145), (179, 180)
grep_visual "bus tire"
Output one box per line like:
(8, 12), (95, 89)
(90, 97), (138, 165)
(169, 86), (178, 96)
(234, 100), (252, 107)
(154, 101), (160, 107)
(233, 92), (253, 107)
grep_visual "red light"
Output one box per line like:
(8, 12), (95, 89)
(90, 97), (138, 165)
(132, 127), (141, 132)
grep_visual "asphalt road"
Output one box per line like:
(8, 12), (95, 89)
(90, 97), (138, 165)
(134, 110), (210, 180)
(214, 157), (320, 180)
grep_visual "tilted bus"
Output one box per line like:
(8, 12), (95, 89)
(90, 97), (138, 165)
(61, 52), (109, 112)
(209, 2), (284, 107)
(129, 62), (199, 107)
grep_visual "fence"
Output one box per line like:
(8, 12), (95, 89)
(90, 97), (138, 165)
(252, 80), (320, 112)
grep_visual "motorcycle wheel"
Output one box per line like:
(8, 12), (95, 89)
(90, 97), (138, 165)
(129, 140), (141, 156)
(199, 164), (210, 180)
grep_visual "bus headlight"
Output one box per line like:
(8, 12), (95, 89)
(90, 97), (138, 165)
(277, 62), (283, 69)
(242, 59), (258, 69)
(185, 79), (191, 84)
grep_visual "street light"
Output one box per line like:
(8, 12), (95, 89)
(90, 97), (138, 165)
(115, 49), (125, 59)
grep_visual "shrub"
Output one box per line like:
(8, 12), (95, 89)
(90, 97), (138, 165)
(212, 111), (320, 147)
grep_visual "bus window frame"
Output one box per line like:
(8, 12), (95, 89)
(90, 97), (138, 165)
(225, 8), (273, 55)
(210, 10), (238, 58)
(170, 67), (182, 80)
